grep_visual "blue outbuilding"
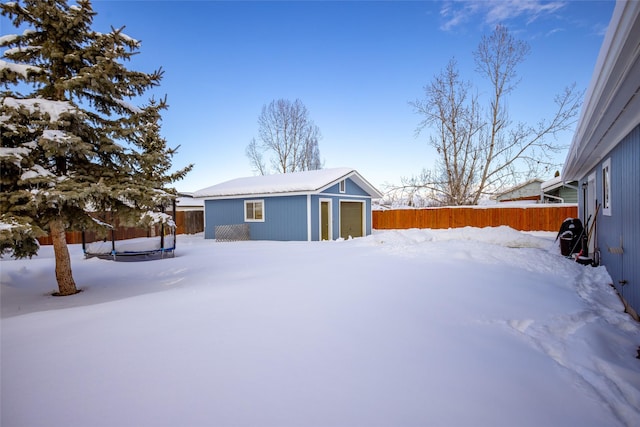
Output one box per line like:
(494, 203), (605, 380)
(193, 168), (383, 242)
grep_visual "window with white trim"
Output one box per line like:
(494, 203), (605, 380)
(339, 180), (346, 193)
(602, 158), (611, 216)
(245, 200), (264, 222)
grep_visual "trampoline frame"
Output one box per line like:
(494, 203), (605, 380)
(82, 201), (177, 262)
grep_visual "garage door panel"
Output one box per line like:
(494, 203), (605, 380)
(340, 202), (363, 238)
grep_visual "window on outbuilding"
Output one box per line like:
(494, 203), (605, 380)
(339, 180), (346, 193)
(245, 200), (264, 222)
(602, 158), (611, 216)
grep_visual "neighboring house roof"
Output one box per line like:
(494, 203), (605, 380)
(193, 168), (383, 199)
(174, 192), (204, 209)
(540, 176), (578, 203)
(495, 178), (544, 201)
(176, 197), (204, 209)
(563, 1), (640, 180)
(541, 176), (578, 193)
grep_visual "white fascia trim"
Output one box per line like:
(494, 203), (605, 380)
(200, 191), (313, 201)
(203, 191), (372, 201)
(315, 170), (355, 194)
(321, 192), (371, 199)
(307, 194), (312, 241)
(315, 170), (383, 199)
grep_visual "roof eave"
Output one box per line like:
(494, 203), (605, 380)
(316, 170), (384, 199)
(194, 168), (384, 200)
(563, 1), (640, 180)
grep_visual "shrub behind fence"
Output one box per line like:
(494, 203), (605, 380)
(372, 205), (578, 232)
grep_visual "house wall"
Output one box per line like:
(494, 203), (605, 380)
(544, 186), (578, 204)
(579, 124), (639, 315)
(204, 195), (308, 241)
(341, 177), (373, 237)
(308, 196), (373, 240)
(497, 181), (542, 202)
(203, 177), (374, 242)
(557, 186), (578, 204)
(324, 179), (371, 197)
(309, 178), (373, 240)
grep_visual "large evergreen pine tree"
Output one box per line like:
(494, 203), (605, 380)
(0, 0), (192, 295)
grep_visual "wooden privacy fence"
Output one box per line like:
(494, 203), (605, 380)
(175, 211), (204, 235)
(38, 210), (204, 245)
(372, 205), (578, 232)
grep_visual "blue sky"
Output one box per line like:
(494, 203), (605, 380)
(3, 0), (616, 192)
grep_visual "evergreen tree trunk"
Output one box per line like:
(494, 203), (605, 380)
(49, 218), (78, 296)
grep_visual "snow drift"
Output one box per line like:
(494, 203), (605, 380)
(1, 227), (639, 427)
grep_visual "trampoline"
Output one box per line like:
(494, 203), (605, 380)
(83, 230), (176, 261)
(82, 203), (177, 261)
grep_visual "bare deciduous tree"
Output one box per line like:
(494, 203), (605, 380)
(410, 58), (483, 205)
(402, 25), (582, 206)
(247, 99), (323, 174)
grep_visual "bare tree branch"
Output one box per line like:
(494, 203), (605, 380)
(246, 137), (267, 175)
(248, 99), (323, 174)
(405, 25), (582, 206)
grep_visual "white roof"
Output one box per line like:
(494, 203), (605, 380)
(176, 196), (204, 208)
(193, 168), (383, 199)
(541, 176), (578, 192)
(495, 178), (544, 198)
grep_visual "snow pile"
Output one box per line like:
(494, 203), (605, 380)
(368, 225), (550, 248)
(1, 227), (639, 427)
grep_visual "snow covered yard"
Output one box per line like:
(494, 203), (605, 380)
(1, 227), (639, 427)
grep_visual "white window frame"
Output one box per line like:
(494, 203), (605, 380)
(339, 180), (346, 193)
(244, 199), (265, 222)
(602, 158), (611, 216)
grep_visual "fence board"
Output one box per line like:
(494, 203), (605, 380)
(372, 205), (577, 232)
(38, 210), (204, 246)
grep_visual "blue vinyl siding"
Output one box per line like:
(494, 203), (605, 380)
(581, 124), (639, 314)
(204, 176), (375, 242)
(323, 177), (370, 197)
(254, 196), (308, 241)
(558, 186), (578, 204)
(620, 126), (640, 314)
(310, 195), (343, 241)
(312, 178), (373, 240)
(309, 196), (322, 241)
(205, 196), (308, 241)
(203, 199), (243, 239)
